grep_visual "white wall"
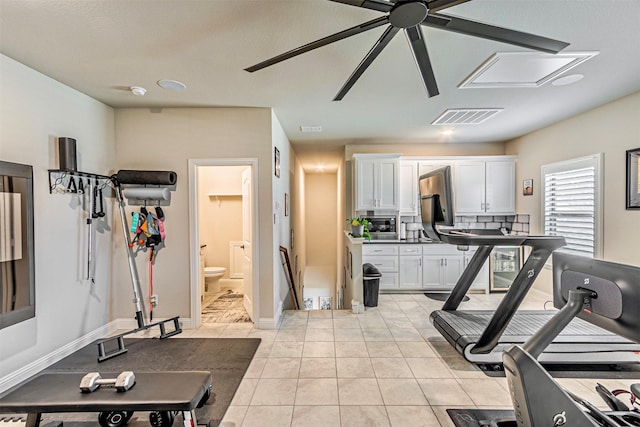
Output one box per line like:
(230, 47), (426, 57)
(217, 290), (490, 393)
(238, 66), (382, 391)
(506, 91), (640, 293)
(291, 154), (306, 308)
(114, 107), (281, 323)
(271, 112), (292, 318)
(0, 54), (115, 390)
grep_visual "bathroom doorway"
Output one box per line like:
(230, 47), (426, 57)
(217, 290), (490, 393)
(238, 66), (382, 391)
(188, 159), (258, 328)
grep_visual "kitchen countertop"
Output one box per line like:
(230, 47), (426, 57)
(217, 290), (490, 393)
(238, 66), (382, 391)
(364, 238), (439, 244)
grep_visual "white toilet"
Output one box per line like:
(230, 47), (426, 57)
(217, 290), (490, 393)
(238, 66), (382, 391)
(204, 266), (226, 293)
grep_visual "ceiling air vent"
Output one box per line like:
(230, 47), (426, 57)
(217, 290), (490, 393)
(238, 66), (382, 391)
(432, 108), (503, 125)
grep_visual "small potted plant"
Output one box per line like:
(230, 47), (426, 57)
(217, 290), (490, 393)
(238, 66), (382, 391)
(347, 217), (370, 239)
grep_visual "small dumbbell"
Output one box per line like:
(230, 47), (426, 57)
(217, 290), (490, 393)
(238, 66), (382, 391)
(80, 371), (136, 393)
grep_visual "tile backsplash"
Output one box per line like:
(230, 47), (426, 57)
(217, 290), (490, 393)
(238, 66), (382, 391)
(454, 214), (530, 235)
(400, 213), (531, 235)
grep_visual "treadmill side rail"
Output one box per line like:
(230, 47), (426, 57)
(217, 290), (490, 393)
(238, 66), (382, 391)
(471, 236), (565, 354)
(442, 245), (493, 311)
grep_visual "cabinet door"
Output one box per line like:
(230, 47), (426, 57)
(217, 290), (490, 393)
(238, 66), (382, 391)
(356, 159), (377, 210)
(485, 160), (515, 214)
(442, 255), (464, 288)
(380, 273), (399, 290)
(455, 161), (486, 214)
(377, 159), (398, 209)
(422, 256), (443, 288)
(399, 161), (418, 216)
(462, 250), (490, 293)
(399, 255), (422, 288)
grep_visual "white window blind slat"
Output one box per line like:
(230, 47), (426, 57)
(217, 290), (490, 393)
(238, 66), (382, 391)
(542, 159), (600, 258)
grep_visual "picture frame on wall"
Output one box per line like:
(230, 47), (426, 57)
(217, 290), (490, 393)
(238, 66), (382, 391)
(523, 179), (533, 196)
(274, 147), (280, 178)
(626, 148), (640, 209)
(284, 192), (289, 216)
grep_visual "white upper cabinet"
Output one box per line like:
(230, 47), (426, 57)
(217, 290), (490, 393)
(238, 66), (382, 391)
(418, 160), (454, 177)
(399, 161), (418, 216)
(355, 156), (399, 210)
(455, 158), (515, 215)
(485, 160), (516, 214)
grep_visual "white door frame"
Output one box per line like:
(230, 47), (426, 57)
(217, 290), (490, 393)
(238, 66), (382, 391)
(188, 158), (260, 329)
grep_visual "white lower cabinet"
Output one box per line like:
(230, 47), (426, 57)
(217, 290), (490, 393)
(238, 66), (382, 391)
(399, 256), (422, 288)
(422, 244), (488, 292)
(363, 243), (489, 292)
(363, 245), (399, 290)
(422, 252), (464, 289)
(464, 248), (490, 291)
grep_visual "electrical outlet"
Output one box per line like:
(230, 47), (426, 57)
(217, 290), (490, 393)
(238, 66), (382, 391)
(151, 295), (158, 307)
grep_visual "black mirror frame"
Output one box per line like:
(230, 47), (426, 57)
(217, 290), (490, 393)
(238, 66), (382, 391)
(0, 160), (36, 329)
(626, 148), (640, 209)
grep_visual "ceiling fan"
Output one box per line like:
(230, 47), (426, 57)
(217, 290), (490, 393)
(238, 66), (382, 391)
(245, 0), (569, 101)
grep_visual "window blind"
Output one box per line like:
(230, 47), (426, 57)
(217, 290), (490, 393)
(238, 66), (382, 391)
(543, 165), (596, 257)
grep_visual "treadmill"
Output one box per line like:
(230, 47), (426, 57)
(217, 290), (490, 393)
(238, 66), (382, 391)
(420, 167), (640, 367)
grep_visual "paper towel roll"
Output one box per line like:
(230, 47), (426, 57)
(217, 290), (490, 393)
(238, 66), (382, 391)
(123, 187), (170, 201)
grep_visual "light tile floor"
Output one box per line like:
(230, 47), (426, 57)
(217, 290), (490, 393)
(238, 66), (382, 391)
(177, 289), (638, 427)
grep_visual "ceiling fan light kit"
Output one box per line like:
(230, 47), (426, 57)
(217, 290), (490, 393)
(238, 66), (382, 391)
(245, 0), (570, 100)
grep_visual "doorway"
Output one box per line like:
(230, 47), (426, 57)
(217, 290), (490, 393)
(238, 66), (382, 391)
(188, 159), (259, 329)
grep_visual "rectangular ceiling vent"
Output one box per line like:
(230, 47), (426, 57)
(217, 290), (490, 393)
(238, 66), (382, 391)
(432, 108), (503, 125)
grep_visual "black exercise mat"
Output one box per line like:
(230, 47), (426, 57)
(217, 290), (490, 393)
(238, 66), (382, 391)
(447, 409), (515, 427)
(424, 292), (469, 302)
(40, 337), (261, 427)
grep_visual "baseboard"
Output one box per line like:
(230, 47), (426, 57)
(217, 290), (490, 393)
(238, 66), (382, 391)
(0, 321), (118, 396)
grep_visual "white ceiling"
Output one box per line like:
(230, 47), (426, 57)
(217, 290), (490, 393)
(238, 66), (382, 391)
(1, 0), (639, 170)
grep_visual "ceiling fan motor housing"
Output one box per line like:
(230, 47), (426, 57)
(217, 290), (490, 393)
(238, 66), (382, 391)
(389, 1), (428, 28)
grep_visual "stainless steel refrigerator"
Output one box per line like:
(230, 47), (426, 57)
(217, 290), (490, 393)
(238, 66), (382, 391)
(490, 246), (524, 292)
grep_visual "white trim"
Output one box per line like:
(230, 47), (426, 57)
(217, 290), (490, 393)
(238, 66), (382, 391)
(0, 322), (118, 395)
(188, 158), (260, 329)
(257, 300), (284, 329)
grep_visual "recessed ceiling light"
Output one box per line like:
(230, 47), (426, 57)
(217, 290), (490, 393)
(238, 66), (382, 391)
(551, 74), (584, 86)
(130, 86), (147, 96)
(441, 129), (454, 136)
(316, 164), (325, 172)
(157, 79), (187, 91)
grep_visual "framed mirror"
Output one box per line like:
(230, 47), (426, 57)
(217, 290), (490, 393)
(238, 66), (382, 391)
(626, 148), (640, 209)
(0, 160), (35, 329)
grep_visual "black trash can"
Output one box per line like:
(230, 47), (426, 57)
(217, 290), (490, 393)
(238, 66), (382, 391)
(363, 263), (382, 307)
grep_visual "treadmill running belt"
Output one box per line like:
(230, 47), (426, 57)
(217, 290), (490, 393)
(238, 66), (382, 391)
(431, 309), (640, 365)
(435, 310), (618, 338)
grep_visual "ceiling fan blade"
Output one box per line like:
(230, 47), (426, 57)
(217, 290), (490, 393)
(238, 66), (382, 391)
(245, 16), (389, 72)
(334, 26), (400, 101)
(422, 13), (570, 54)
(328, 0), (394, 13)
(405, 26), (439, 97)
(426, 0), (472, 13)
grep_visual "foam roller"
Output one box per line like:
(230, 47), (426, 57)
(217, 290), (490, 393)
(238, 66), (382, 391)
(116, 170), (177, 186)
(122, 187), (170, 201)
